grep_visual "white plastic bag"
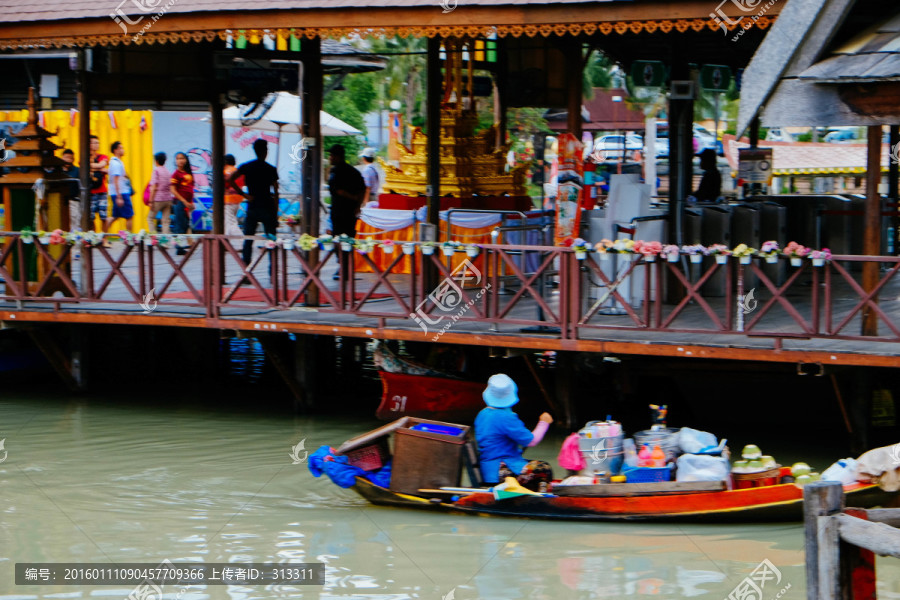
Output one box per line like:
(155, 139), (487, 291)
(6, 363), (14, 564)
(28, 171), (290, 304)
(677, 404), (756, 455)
(675, 454), (731, 482)
(677, 427), (718, 454)
(821, 457), (859, 485)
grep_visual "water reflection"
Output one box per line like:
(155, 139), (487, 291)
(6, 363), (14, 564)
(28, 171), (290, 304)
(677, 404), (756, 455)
(1, 392), (898, 600)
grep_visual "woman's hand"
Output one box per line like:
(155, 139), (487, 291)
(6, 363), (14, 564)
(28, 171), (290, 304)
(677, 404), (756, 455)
(539, 412), (553, 424)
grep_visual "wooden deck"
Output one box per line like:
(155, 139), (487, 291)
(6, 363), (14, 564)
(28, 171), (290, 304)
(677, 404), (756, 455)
(3, 235), (900, 366)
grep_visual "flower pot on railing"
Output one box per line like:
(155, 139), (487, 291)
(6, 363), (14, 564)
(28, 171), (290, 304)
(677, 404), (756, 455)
(441, 246), (456, 257)
(422, 245), (435, 255)
(340, 242), (352, 252)
(575, 250), (587, 260)
(812, 258), (825, 267)
(644, 254), (656, 262)
(621, 253), (636, 262)
(402, 243), (416, 255)
(739, 256), (752, 265)
(466, 247), (480, 258)
(666, 254), (680, 263)
(382, 244), (395, 255)
(689, 254), (703, 264)
(598, 252), (610, 262)
(283, 240), (295, 251)
(715, 255), (729, 264)
(790, 257), (803, 267)
(765, 255), (778, 264)
(322, 242), (335, 252)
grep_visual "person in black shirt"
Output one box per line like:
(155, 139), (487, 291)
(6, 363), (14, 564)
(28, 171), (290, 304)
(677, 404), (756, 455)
(228, 139), (280, 267)
(693, 148), (722, 203)
(327, 144), (365, 237)
(327, 144), (366, 280)
(60, 149), (81, 230)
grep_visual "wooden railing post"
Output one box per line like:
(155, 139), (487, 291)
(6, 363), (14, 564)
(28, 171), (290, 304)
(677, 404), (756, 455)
(804, 481), (845, 600)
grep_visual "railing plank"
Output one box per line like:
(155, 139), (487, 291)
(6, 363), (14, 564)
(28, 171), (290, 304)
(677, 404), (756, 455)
(837, 513), (900, 558)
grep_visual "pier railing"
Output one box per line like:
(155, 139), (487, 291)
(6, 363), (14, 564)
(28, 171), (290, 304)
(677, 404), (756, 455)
(3, 232), (900, 345)
(804, 481), (900, 599)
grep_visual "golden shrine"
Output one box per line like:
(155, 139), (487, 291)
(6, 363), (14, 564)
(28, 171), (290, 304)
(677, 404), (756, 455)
(380, 40), (528, 198)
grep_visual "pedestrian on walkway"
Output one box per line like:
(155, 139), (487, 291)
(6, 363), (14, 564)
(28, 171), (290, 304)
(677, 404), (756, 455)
(359, 147), (380, 207)
(60, 149), (81, 231)
(108, 141), (134, 232)
(170, 152), (195, 255)
(147, 152), (172, 234)
(88, 135), (109, 237)
(327, 144), (365, 280)
(228, 139), (279, 268)
(223, 154), (245, 237)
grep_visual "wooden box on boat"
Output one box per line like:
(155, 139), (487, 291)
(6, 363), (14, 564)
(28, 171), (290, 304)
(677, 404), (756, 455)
(335, 417), (409, 471)
(391, 418), (470, 495)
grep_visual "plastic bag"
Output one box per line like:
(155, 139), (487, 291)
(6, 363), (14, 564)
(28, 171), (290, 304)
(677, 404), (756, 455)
(821, 457), (859, 485)
(675, 454), (730, 483)
(677, 427), (718, 454)
(623, 438), (639, 468)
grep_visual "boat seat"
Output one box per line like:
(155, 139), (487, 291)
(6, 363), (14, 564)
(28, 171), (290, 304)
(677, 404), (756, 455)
(463, 440), (485, 488)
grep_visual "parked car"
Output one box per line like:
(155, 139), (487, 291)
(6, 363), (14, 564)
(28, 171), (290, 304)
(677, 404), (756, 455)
(654, 122), (722, 156)
(693, 124), (718, 153)
(824, 129), (857, 143)
(593, 133), (643, 159)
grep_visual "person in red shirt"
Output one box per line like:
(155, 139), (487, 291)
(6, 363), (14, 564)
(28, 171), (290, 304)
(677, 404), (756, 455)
(223, 154), (245, 237)
(169, 152), (195, 255)
(88, 135), (110, 239)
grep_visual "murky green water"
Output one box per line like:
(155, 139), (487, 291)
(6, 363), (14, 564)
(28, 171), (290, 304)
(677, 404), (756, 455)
(1, 392), (898, 599)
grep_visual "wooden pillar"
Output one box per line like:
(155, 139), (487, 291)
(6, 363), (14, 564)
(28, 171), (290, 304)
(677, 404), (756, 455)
(666, 63), (694, 303)
(889, 125), (899, 254)
(862, 125), (882, 336)
(77, 50), (91, 233)
(564, 42), (583, 139)
(493, 39), (508, 152)
(554, 350), (577, 430)
(293, 334), (320, 412)
(302, 38), (322, 306)
(803, 481), (845, 600)
(210, 96), (225, 236)
(426, 36), (442, 228)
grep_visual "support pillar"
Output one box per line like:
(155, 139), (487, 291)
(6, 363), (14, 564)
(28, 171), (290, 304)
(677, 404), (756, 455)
(564, 42), (583, 140)
(425, 36), (443, 292)
(210, 96), (225, 236)
(665, 64), (694, 304)
(78, 50), (91, 234)
(302, 38), (323, 306)
(554, 350), (578, 430)
(862, 125), (882, 336)
(493, 40), (508, 151)
(889, 125), (899, 254)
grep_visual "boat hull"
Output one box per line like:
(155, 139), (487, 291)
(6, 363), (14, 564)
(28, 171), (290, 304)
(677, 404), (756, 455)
(350, 477), (894, 522)
(375, 371), (484, 422)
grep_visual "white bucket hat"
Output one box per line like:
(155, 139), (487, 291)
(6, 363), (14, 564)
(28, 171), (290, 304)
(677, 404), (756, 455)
(483, 373), (519, 408)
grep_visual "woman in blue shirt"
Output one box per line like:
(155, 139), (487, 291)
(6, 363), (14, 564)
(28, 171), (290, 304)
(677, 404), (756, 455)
(474, 373), (553, 485)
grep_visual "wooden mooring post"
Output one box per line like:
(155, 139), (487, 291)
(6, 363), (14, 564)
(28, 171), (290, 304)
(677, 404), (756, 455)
(804, 481), (900, 599)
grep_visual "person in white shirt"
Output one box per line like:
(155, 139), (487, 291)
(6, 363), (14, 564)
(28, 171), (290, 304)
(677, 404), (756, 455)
(359, 147), (381, 206)
(108, 141), (134, 232)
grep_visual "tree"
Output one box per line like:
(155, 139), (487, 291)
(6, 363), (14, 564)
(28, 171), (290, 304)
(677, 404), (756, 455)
(323, 92), (367, 159)
(367, 36), (427, 141)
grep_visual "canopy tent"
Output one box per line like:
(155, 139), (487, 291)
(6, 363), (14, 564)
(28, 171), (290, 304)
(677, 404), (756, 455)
(223, 92), (361, 137)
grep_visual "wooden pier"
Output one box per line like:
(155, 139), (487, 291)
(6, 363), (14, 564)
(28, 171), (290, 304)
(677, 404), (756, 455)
(3, 233), (900, 368)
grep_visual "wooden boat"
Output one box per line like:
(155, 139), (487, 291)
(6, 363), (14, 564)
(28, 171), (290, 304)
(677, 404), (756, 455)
(373, 344), (483, 422)
(348, 473), (894, 522)
(375, 370), (485, 422)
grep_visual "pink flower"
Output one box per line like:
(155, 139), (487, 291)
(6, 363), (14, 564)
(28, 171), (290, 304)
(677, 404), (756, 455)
(640, 241), (662, 256)
(49, 229), (64, 245)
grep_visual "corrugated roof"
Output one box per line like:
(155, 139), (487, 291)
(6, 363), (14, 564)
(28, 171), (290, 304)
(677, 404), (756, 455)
(0, 0), (610, 24)
(798, 14), (900, 83)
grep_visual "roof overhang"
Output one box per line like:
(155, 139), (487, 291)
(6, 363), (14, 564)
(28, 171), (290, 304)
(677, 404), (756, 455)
(0, 1), (779, 50)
